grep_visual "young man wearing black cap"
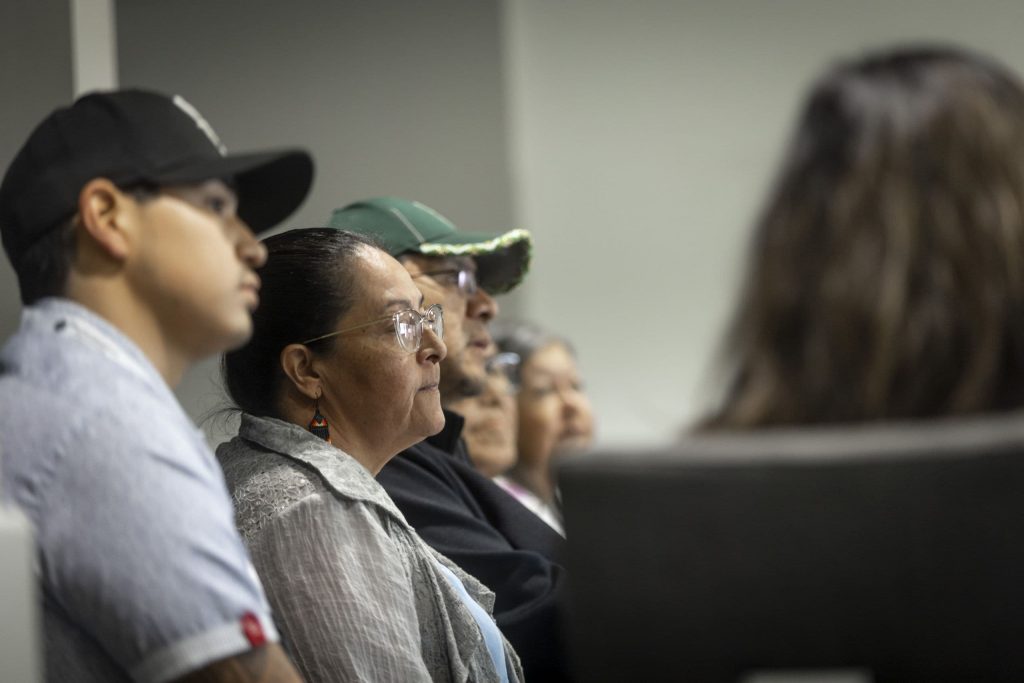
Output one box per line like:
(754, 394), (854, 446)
(0, 90), (311, 683)
(328, 198), (572, 682)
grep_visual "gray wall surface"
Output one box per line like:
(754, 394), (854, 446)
(9, 1), (1024, 449)
(116, 0), (518, 441)
(0, 0), (73, 344)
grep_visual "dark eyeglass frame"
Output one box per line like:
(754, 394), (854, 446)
(301, 303), (444, 353)
(411, 267), (479, 297)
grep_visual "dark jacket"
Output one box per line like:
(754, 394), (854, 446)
(377, 410), (572, 681)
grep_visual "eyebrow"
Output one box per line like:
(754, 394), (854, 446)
(426, 257), (470, 272)
(206, 178), (238, 197)
(385, 298), (414, 310)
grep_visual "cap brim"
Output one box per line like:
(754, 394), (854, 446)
(418, 228), (532, 294)
(152, 149), (314, 233)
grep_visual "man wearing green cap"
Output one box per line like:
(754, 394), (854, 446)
(328, 198), (571, 681)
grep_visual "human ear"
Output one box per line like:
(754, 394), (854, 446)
(76, 178), (134, 261)
(280, 343), (324, 400)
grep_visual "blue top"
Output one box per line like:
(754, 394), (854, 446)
(434, 559), (511, 683)
(0, 299), (278, 683)
(376, 411), (572, 680)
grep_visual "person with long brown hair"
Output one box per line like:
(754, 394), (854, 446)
(703, 45), (1024, 430)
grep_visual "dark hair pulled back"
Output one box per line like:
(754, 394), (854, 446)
(223, 228), (377, 418)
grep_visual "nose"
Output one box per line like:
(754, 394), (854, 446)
(419, 326), (447, 364)
(237, 219), (268, 268)
(559, 386), (588, 418)
(467, 287), (498, 322)
(481, 386), (506, 407)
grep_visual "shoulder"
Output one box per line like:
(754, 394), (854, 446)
(0, 370), (208, 529)
(218, 437), (325, 540)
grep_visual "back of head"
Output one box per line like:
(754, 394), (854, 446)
(706, 45), (1024, 429)
(223, 228), (375, 418)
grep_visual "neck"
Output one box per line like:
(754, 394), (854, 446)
(508, 460), (556, 504)
(279, 396), (394, 476)
(65, 280), (191, 387)
(324, 417), (394, 476)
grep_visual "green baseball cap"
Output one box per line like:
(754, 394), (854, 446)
(327, 197), (532, 294)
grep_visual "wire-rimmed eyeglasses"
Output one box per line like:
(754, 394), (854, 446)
(486, 352), (521, 391)
(301, 303), (444, 353)
(411, 267), (479, 297)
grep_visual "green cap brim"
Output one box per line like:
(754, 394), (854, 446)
(418, 228), (532, 294)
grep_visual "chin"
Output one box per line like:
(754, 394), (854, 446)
(427, 409), (447, 436)
(554, 437), (592, 458)
(188, 320), (252, 361)
(203, 307), (254, 347)
(219, 322), (255, 353)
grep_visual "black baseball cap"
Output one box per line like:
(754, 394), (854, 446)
(0, 88), (314, 266)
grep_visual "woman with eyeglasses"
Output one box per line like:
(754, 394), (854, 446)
(217, 228), (522, 683)
(447, 352), (522, 478)
(493, 323), (595, 536)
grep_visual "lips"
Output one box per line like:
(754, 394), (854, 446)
(241, 275), (261, 294)
(557, 425), (592, 448)
(240, 274), (262, 308)
(467, 326), (493, 351)
(240, 286), (260, 309)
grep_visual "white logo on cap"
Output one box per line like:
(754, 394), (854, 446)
(172, 95), (228, 156)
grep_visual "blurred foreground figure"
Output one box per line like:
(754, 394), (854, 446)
(0, 90), (311, 682)
(559, 47), (1024, 682)
(495, 324), (594, 536)
(703, 46), (1024, 428)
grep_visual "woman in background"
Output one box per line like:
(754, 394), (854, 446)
(494, 323), (594, 535)
(702, 46), (1024, 429)
(219, 228), (521, 683)
(448, 352), (520, 478)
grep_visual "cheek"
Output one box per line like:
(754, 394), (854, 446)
(497, 398), (518, 431)
(517, 401), (559, 450)
(524, 399), (560, 431)
(333, 350), (400, 403)
(453, 401), (482, 423)
(566, 391), (594, 420)
(498, 412), (517, 440)
(163, 232), (238, 295)
(382, 364), (419, 406)
(442, 313), (467, 347)
(579, 400), (596, 430)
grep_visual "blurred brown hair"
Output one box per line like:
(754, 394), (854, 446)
(704, 46), (1024, 429)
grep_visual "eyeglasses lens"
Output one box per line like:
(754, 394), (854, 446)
(458, 270), (479, 296)
(395, 312), (419, 352)
(426, 305), (444, 340)
(394, 305), (445, 353)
